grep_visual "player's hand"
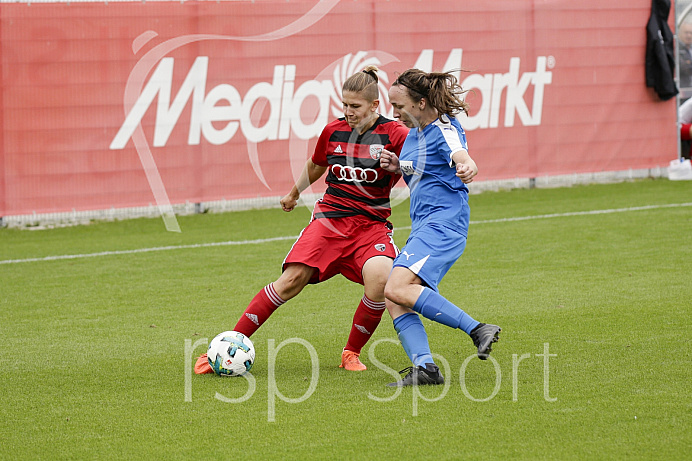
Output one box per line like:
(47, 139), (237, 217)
(280, 194), (298, 212)
(456, 162), (477, 184)
(380, 149), (401, 173)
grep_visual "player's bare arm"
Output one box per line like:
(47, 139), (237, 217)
(281, 159), (328, 211)
(379, 148), (401, 174)
(451, 149), (478, 184)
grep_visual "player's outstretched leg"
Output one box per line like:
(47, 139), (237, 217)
(194, 283), (287, 375)
(469, 323), (502, 360)
(233, 283), (287, 336)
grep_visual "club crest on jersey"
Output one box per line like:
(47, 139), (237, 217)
(375, 243), (386, 252)
(334, 145), (343, 154)
(369, 144), (384, 160)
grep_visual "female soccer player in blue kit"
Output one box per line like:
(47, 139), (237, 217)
(380, 68), (501, 386)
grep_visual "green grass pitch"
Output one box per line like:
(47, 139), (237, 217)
(0, 179), (690, 460)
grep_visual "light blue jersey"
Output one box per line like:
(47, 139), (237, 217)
(393, 114), (471, 291)
(398, 114), (470, 235)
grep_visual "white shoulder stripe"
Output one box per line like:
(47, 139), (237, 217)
(433, 118), (466, 166)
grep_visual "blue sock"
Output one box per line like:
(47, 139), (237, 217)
(412, 287), (480, 334)
(392, 312), (434, 367)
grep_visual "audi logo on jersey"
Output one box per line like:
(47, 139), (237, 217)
(331, 165), (379, 183)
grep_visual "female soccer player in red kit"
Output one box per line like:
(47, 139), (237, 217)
(196, 66), (409, 373)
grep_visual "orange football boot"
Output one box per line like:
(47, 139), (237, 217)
(339, 350), (367, 371)
(194, 353), (214, 374)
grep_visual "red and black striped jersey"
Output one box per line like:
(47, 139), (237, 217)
(311, 115), (409, 222)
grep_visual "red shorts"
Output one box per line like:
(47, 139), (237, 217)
(283, 215), (398, 285)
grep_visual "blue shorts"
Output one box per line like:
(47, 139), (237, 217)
(392, 222), (467, 291)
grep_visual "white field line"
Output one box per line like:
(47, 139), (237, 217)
(2, 202), (691, 265)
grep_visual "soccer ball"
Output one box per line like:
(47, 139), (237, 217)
(207, 331), (255, 377)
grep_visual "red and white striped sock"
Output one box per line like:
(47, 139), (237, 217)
(233, 283), (286, 337)
(344, 295), (386, 354)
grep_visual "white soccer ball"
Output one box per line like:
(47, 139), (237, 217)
(207, 331), (255, 377)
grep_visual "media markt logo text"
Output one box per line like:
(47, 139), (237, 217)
(110, 49), (553, 149)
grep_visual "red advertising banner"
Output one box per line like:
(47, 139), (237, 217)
(0, 0), (677, 218)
